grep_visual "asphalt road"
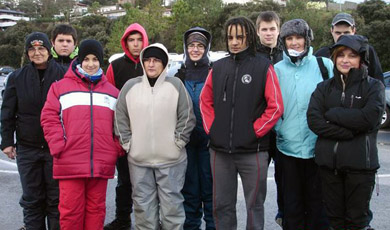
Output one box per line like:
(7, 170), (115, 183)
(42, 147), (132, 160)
(0, 129), (389, 230)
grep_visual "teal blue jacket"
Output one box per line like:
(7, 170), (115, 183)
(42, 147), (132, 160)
(274, 47), (333, 159)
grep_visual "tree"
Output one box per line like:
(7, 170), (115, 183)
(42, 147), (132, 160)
(17, 0), (39, 19)
(170, 0), (223, 52)
(89, 1), (101, 14)
(356, 0), (388, 24)
(0, 21), (41, 67)
(106, 0), (168, 55)
(40, 0), (59, 19)
(143, 0), (168, 43)
(134, 0), (152, 9)
(360, 20), (390, 71)
(281, 0), (334, 51)
(56, 0), (75, 22)
(105, 4), (145, 56)
(357, 0), (390, 71)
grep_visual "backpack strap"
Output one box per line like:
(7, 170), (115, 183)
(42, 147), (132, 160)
(316, 57), (329, 80)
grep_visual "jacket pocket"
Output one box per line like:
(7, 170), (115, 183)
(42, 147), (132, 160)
(336, 134), (370, 170)
(314, 138), (336, 169)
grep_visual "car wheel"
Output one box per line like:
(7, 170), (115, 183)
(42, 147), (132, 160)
(381, 106), (390, 128)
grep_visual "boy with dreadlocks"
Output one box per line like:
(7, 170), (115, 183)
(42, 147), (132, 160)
(200, 16), (283, 230)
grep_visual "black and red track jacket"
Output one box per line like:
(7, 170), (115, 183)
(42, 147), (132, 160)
(200, 49), (284, 154)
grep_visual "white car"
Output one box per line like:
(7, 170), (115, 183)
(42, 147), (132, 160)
(108, 51), (228, 78)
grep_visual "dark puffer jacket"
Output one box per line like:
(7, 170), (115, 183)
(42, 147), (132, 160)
(175, 27), (212, 145)
(307, 67), (385, 171)
(1, 60), (66, 149)
(257, 41), (283, 65)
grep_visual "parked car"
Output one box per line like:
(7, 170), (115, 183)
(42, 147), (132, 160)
(166, 51), (228, 78)
(1, 72), (11, 98)
(381, 71), (390, 128)
(109, 51), (228, 78)
(0, 66), (14, 76)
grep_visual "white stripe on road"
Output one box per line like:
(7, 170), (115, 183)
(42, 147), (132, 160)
(0, 159), (17, 167)
(266, 174), (390, 180)
(0, 170), (18, 174)
(2, 158), (390, 181)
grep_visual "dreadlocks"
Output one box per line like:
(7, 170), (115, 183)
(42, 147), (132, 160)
(225, 16), (258, 55)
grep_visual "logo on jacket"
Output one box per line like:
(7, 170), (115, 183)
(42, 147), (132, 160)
(241, 74), (252, 84)
(104, 96), (110, 105)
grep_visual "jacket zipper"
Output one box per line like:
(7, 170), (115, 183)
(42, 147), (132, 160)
(366, 135), (370, 169)
(340, 74), (346, 105)
(229, 65), (239, 153)
(89, 83), (94, 177)
(60, 111), (67, 141)
(350, 94), (354, 108)
(333, 141), (339, 175)
(151, 87), (155, 160)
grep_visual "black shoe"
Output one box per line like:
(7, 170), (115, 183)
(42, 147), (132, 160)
(18, 226), (26, 230)
(104, 218), (131, 230)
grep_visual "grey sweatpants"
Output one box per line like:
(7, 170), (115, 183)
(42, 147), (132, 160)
(210, 150), (269, 230)
(129, 160), (187, 230)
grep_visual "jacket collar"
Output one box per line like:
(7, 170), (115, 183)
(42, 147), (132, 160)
(334, 65), (367, 87)
(257, 41), (283, 55)
(283, 47), (314, 66)
(230, 48), (252, 62)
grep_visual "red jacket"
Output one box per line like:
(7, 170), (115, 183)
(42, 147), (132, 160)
(41, 60), (122, 179)
(106, 23), (149, 89)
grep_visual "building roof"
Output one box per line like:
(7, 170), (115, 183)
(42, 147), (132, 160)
(0, 9), (25, 15)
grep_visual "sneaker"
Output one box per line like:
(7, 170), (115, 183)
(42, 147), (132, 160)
(104, 218), (131, 230)
(18, 226), (26, 230)
(275, 212), (283, 228)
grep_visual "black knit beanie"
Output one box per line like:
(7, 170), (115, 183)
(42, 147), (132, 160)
(143, 47), (168, 68)
(78, 39), (104, 66)
(25, 32), (51, 53)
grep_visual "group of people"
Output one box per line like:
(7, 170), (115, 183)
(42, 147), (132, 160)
(0, 10), (385, 230)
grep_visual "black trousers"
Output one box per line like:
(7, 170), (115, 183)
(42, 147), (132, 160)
(281, 154), (328, 230)
(319, 167), (375, 230)
(268, 132), (284, 215)
(114, 155), (133, 219)
(16, 145), (59, 230)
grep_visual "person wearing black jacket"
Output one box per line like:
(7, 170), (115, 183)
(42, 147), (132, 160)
(200, 16), (284, 230)
(255, 11), (284, 227)
(307, 35), (385, 230)
(315, 12), (384, 84)
(104, 23), (149, 230)
(256, 11), (283, 64)
(1, 32), (66, 230)
(50, 24), (78, 67)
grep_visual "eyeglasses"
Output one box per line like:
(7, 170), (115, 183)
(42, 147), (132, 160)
(188, 44), (205, 51)
(28, 46), (47, 54)
(142, 57), (162, 64)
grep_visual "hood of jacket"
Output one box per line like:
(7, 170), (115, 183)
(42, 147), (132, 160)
(121, 23), (149, 63)
(140, 43), (169, 88)
(183, 27), (212, 68)
(65, 58), (107, 84)
(333, 64), (369, 89)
